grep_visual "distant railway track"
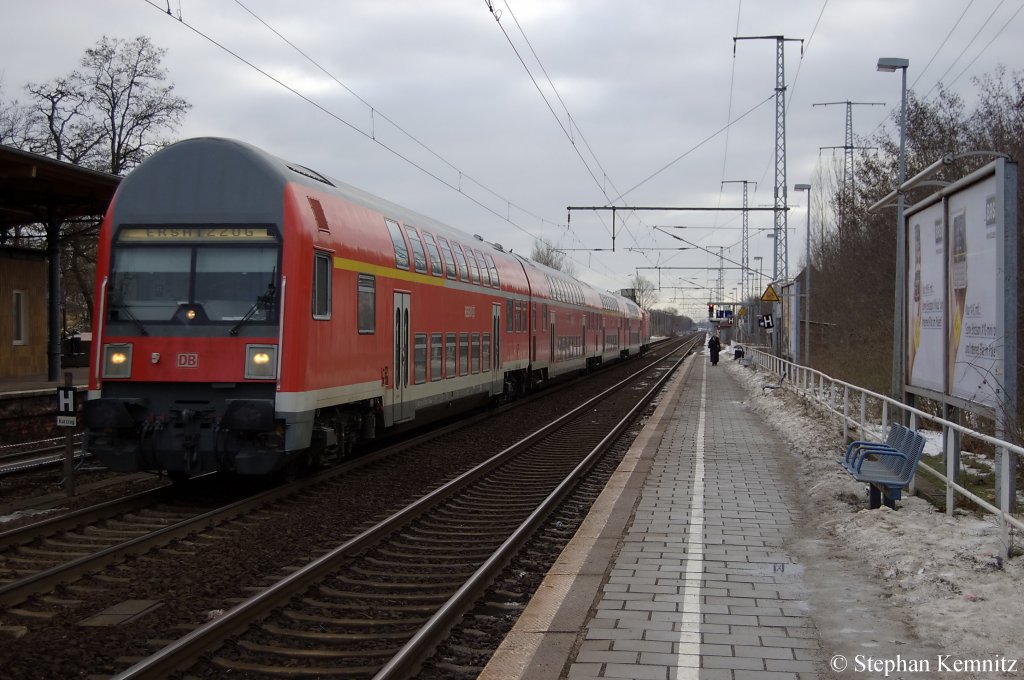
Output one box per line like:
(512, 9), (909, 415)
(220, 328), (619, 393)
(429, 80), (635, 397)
(0, 441), (90, 478)
(0, 335), (698, 679)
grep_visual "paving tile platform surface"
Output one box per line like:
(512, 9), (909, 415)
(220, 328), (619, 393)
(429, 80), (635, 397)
(481, 353), (825, 680)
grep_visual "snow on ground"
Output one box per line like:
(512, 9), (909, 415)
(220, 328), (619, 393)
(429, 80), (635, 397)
(722, 347), (1024, 667)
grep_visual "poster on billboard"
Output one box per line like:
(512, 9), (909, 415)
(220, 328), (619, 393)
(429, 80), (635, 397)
(906, 200), (945, 392)
(947, 174), (1002, 408)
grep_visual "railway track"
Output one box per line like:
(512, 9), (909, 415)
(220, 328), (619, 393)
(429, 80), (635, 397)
(0, 441), (90, 478)
(113, 337), (696, 678)
(0, 336), (697, 678)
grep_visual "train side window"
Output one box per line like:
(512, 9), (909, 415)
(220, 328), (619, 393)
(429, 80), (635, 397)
(482, 332), (491, 372)
(423, 232), (444, 277)
(542, 303), (548, 332)
(404, 225), (428, 274)
(471, 332), (481, 373)
(506, 300), (513, 333)
(445, 332), (457, 378)
(514, 300), (521, 332)
(357, 274), (375, 334)
(485, 254), (500, 287)
(413, 333), (427, 384)
(532, 303), (537, 332)
(312, 251), (332, 320)
(385, 218), (410, 270)
(459, 332), (469, 375)
(473, 250), (491, 286)
(430, 333), (443, 381)
(438, 238), (458, 280)
(466, 248), (481, 284)
(452, 242), (470, 282)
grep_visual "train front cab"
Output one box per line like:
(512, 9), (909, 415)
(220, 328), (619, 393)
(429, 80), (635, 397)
(84, 139), (302, 478)
(84, 222), (287, 478)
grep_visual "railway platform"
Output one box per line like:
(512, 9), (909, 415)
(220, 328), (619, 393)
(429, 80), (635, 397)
(481, 347), (928, 680)
(0, 366), (88, 396)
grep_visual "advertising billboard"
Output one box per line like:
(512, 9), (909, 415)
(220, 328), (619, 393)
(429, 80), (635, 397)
(906, 201), (945, 393)
(947, 174), (1001, 407)
(903, 158), (1016, 415)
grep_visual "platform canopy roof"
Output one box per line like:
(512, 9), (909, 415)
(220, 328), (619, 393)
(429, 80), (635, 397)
(0, 144), (120, 234)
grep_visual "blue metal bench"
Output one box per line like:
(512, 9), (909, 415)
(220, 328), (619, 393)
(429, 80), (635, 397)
(841, 423), (911, 471)
(838, 424), (926, 509)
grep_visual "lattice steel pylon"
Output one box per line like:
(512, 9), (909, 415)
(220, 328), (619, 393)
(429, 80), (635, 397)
(722, 180), (756, 302)
(715, 246), (725, 305)
(813, 100), (884, 237)
(734, 35), (802, 283)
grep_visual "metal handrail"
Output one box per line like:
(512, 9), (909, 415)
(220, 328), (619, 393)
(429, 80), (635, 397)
(745, 347), (1022, 556)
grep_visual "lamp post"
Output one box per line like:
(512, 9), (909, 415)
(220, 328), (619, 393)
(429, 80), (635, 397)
(878, 57), (909, 401)
(794, 183), (811, 368)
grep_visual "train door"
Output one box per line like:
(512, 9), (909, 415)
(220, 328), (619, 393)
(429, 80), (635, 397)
(549, 309), (556, 364)
(491, 303), (502, 395)
(582, 313), (587, 357)
(392, 292), (413, 423)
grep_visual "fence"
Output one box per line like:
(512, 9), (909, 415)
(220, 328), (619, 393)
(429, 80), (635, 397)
(745, 346), (1023, 557)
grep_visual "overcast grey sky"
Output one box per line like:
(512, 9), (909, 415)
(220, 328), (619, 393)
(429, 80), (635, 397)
(2, 0), (1020, 316)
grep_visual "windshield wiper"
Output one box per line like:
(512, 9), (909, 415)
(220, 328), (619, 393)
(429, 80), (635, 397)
(229, 269), (277, 336)
(108, 292), (149, 336)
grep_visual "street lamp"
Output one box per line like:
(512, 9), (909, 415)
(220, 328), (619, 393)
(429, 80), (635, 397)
(794, 183), (811, 368)
(878, 56), (909, 400)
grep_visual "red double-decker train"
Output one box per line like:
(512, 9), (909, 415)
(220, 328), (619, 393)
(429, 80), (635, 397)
(84, 138), (649, 479)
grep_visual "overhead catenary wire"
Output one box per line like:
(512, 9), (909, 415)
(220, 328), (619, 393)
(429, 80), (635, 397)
(484, 0), (653, 260)
(711, 0), (745, 230)
(142, 0), (629, 277)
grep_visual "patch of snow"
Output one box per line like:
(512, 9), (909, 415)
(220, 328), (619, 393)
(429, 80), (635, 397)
(725, 360), (1024, 664)
(0, 508), (63, 524)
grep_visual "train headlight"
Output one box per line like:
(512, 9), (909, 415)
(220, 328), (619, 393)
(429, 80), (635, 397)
(245, 344), (277, 380)
(103, 343), (133, 378)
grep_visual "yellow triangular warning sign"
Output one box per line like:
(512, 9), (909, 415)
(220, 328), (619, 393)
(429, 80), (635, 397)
(760, 284), (780, 303)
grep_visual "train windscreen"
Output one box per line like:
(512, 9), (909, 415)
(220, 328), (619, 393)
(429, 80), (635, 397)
(108, 225), (280, 326)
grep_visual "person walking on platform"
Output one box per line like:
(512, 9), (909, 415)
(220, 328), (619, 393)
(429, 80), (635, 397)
(708, 333), (721, 366)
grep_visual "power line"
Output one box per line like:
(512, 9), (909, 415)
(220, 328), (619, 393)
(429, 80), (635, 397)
(712, 0), (745, 229)
(921, 0), (1008, 101)
(910, 0), (977, 90)
(612, 93), (776, 203)
(948, 0), (1024, 88)
(484, 1), (652, 259)
(143, 0), (573, 251)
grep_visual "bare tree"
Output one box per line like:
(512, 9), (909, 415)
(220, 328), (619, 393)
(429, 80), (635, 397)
(0, 80), (34, 150)
(1, 35), (190, 377)
(82, 35), (190, 175)
(25, 76), (104, 166)
(530, 237), (578, 276)
(628, 273), (658, 310)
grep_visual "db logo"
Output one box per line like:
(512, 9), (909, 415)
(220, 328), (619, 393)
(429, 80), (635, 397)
(177, 353), (199, 368)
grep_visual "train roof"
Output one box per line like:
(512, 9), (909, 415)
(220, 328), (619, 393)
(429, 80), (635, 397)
(114, 138), (644, 315)
(113, 137), (508, 256)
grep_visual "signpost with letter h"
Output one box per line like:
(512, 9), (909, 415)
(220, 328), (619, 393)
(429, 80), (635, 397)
(55, 372), (77, 497)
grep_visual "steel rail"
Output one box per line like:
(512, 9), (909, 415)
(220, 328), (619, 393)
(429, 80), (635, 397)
(375, 349), (689, 679)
